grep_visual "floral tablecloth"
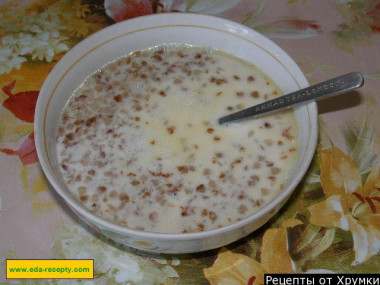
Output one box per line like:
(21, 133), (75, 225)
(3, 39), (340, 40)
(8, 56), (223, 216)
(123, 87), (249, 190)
(0, 0), (379, 284)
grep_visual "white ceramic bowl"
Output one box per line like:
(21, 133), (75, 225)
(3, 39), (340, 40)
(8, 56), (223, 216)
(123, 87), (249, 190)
(35, 13), (318, 253)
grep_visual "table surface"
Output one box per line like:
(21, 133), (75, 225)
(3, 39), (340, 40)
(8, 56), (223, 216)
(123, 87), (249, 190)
(0, 0), (379, 284)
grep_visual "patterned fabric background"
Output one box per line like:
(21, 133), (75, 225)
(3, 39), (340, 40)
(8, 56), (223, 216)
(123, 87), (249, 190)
(0, 0), (379, 284)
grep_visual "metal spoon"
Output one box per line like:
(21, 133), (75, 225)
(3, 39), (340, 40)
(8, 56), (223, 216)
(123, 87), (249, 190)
(218, 72), (364, 125)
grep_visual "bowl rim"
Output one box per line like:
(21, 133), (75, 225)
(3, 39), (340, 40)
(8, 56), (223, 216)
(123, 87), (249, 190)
(35, 12), (318, 241)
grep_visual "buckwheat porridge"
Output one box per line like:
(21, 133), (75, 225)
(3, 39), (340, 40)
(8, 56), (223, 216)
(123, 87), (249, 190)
(56, 45), (299, 234)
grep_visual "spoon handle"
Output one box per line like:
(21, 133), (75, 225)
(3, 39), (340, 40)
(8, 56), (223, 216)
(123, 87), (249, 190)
(218, 72), (364, 124)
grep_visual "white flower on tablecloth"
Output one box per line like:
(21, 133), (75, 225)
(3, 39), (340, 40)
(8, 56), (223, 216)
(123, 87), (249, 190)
(24, 31), (68, 62)
(0, 6), (71, 74)
(52, 225), (180, 284)
(0, 45), (27, 74)
(2, 31), (68, 63)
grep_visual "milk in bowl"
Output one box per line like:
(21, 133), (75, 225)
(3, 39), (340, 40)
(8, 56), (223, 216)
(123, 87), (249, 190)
(56, 45), (299, 234)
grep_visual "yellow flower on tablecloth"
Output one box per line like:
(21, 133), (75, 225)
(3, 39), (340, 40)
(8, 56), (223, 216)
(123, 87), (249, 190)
(308, 147), (380, 265)
(203, 219), (302, 284)
(203, 248), (265, 285)
(261, 219), (303, 273)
